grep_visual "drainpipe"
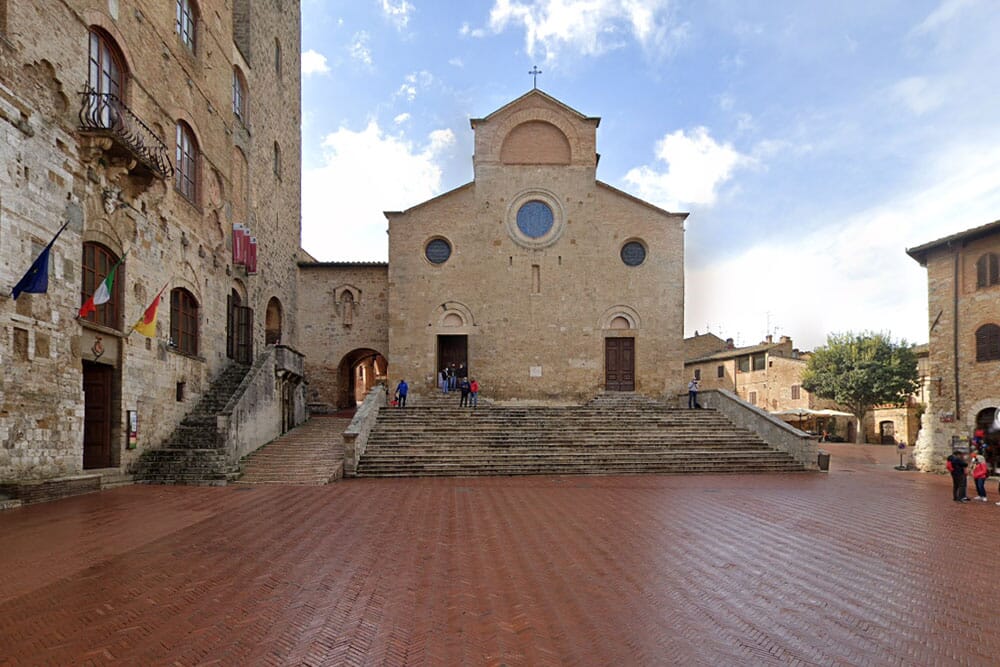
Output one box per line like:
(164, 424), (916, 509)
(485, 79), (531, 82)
(953, 248), (960, 420)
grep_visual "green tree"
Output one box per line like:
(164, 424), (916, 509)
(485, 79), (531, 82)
(801, 332), (919, 443)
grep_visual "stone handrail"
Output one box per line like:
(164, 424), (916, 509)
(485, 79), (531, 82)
(221, 344), (306, 464)
(343, 385), (387, 477)
(686, 389), (819, 470)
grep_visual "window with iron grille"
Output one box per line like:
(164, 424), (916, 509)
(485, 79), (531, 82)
(81, 243), (122, 329)
(175, 121), (199, 204)
(170, 288), (199, 355)
(176, 0), (197, 51)
(749, 391), (757, 405)
(976, 324), (1000, 362)
(791, 385), (801, 400)
(717, 365), (725, 378)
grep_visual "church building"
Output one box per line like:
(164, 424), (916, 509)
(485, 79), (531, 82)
(299, 90), (688, 406)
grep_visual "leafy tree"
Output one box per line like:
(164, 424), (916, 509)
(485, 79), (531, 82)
(801, 332), (919, 443)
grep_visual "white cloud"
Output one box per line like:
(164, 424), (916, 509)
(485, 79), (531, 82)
(301, 49), (331, 76)
(302, 122), (456, 260)
(349, 31), (373, 65)
(685, 141), (1000, 350)
(913, 0), (980, 35)
(623, 127), (750, 210)
(483, 0), (685, 62)
(395, 70), (434, 101)
(378, 0), (415, 30)
(393, 112), (411, 124)
(889, 76), (944, 115)
(459, 22), (487, 38)
(448, 57), (465, 67)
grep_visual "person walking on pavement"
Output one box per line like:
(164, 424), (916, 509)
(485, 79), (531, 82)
(395, 379), (408, 409)
(946, 450), (970, 502)
(688, 377), (700, 409)
(971, 449), (989, 501)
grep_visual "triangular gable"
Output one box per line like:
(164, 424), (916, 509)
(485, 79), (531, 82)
(384, 182), (475, 218)
(470, 88), (600, 128)
(596, 181), (689, 219)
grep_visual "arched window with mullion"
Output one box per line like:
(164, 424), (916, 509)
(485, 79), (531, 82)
(175, 121), (200, 204)
(170, 288), (199, 355)
(81, 242), (123, 330)
(87, 28), (126, 128)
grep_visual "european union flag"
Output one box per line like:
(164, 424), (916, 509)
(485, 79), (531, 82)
(11, 221), (68, 300)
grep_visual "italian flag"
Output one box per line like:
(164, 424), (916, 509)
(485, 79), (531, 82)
(78, 254), (125, 318)
(132, 285), (166, 337)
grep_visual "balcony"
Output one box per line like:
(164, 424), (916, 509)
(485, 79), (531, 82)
(78, 88), (173, 180)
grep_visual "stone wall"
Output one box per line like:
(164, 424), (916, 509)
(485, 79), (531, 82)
(386, 91), (687, 402)
(297, 263), (390, 411)
(0, 0), (301, 485)
(912, 228), (1000, 471)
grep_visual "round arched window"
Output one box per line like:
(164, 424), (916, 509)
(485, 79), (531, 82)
(425, 238), (452, 264)
(516, 201), (554, 238)
(621, 241), (647, 267)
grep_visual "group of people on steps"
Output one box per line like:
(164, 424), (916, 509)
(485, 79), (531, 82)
(392, 363), (480, 408)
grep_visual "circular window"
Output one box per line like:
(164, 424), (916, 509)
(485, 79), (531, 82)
(425, 238), (452, 264)
(516, 201), (554, 238)
(621, 241), (647, 267)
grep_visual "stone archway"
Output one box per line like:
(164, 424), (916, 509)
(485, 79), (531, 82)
(337, 348), (387, 408)
(265, 297), (283, 345)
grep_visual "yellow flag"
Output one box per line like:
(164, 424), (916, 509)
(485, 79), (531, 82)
(133, 286), (165, 337)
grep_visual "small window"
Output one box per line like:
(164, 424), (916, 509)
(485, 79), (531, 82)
(175, 121), (199, 204)
(425, 238), (451, 264)
(976, 324), (1000, 362)
(232, 67), (248, 120)
(620, 241), (647, 267)
(791, 385), (801, 400)
(693, 369), (701, 381)
(976, 253), (999, 289)
(752, 354), (766, 371)
(274, 38), (282, 76)
(176, 0), (198, 51)
(81, 242), (123, 329)
(176, 381), (186, 402)
(170, 288), (199, 355)
(273, 141), (282, 179)
(717, 365), (724, 378)
(738, 357), (750, 373)
(749, 391), (757, 405)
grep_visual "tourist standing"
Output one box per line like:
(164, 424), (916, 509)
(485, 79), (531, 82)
(448, 364), (457, 390)
(688, 378), (699, 409)
(946, 450), (969, 502)
(395, 379), (408, 409)
(971, 450), (989, 501)
(439, 368), (449, 394)
(469, 378), (480, 408)
(459, 377), (471, 407)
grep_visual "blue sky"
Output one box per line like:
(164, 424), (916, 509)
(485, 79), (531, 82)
(299, 0), (1000, 349)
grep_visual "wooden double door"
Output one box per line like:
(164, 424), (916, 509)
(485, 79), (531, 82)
(605, 338), (635, 391)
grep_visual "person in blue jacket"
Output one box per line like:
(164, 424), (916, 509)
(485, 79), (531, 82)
(395, 379), (408, 408)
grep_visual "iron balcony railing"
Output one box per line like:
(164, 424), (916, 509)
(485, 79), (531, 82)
(78, 87), (173, 179)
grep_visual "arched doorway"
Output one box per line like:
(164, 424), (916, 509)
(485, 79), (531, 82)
(337, 348), (388, 408)
(265, 297), (282, 345)
(879, 420), (895, 445)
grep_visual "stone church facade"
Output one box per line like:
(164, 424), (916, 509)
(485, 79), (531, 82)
(0, 0), (303, 494)
(300, 90), (688, 406)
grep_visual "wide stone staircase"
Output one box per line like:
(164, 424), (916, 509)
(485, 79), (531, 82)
(135, 363), (250, 485)
(235, 415), (351, 485)
(356, 393), (807, 477)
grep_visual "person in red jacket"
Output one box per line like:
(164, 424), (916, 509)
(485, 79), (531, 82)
(971, 449), (989, 501)
(469, 378), (480, 408)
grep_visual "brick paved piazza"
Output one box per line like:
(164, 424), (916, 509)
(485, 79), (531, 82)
(2, 447), (999, 666)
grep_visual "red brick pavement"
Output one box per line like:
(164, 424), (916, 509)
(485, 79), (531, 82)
(1, 449), (999, 666)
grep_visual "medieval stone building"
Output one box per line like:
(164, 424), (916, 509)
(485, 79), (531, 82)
(298, 90), (688, 408)
(0, 0), (303, 499)
(908, 220), (1000, 471)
